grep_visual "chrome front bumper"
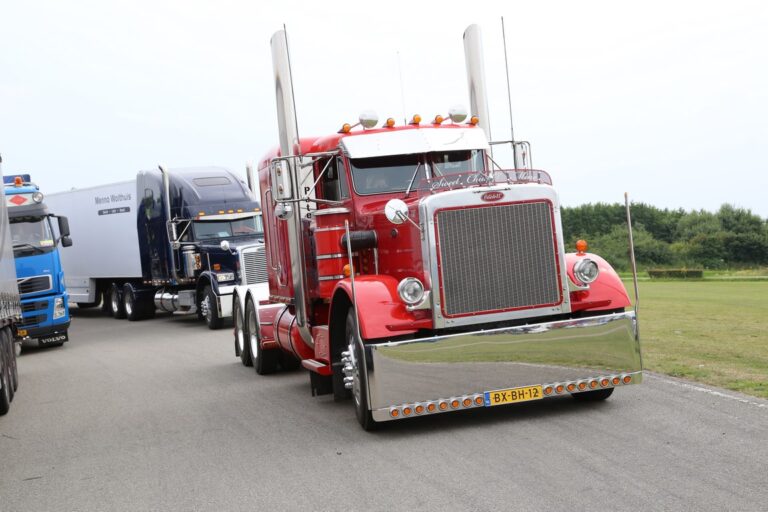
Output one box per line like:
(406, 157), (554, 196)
(365, 311), (642, 422)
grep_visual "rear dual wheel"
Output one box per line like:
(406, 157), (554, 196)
(246, 299), (278, 375)
(123, 285), (155, 321)
(0, 328), (14, 415)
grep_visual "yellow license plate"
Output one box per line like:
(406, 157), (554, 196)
(484, 385), (543, 407)
(17, 329), (28, 337)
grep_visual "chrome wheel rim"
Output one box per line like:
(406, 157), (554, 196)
(247, 307), (259, 363)
(111, 289), (119, 312)
(201, 295), (212, 323)
(347, 336), (362, 408)
(235, 305), (245, 353)
(124, 294), (132, 316)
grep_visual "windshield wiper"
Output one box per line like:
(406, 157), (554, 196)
(13, 243), (45, 254)
(404, 162), (423, 198)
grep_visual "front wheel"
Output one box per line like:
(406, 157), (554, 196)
(346, 308), (376, 431)
(201, 285), (223, 330)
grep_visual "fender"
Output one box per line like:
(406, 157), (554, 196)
(197, 271), (217, 296)
(331, 275), (429, 341)
(566, 253), (631, 312)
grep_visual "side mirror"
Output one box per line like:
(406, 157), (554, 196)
(270, 160), (293, 200)
(57, 216), (71, 237)
(61, 236), (73, 248)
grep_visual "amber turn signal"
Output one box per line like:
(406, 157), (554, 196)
(576, 239), (588, 254)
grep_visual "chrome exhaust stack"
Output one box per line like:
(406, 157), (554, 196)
(463, 24), (492, 144)
(270, 29), (313, 346)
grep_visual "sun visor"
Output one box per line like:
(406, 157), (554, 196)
(341, 128), (489, 159)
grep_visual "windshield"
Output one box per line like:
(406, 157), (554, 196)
(192, 216), (263, 241)
(11, 217), (56, 257)
(349, 150), (486, 195)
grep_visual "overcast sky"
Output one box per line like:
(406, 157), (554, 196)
(2, 0), (766, 217)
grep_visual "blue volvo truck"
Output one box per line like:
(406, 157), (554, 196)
(3, 173), (72, 347)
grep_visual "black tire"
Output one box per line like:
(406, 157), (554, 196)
(110, 284), (126, 319)
(101, 288), (112, 316)
(234, 300), (252, 366)
(201, 285), (223, 330)
(0, 332), (11, 415)
(2, 329), (16, 400)
(571, 387), (614, 401)
(346, 308), (376, 431)
(247, 299), (278, 375)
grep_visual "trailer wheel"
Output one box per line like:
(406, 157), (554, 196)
(110, 284), (126, 319)
(101, 289), (112, 316)
(0, 332), (11, 415)
(234, 300), (252, 366)
(247, 299), (278, 375)
(346, 308), (376, 431)
(201, 285), (223, 330)
(571, 388), (614, 401)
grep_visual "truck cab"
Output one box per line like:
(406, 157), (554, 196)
(3, 174), (71, 346)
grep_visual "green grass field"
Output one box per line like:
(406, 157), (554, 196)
(637, 280), (768, 398)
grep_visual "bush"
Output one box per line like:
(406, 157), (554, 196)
(647, 269), (704, 279)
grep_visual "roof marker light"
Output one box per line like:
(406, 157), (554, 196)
(468, 115), (479, 125)
(218, 210), (225, 214)
(198, 211), (206, 216)
(576, 239), (588, 254)
(410, 114), (422, 125)
(14, 176), (23, 186)
(339, 123), (352, 134)
(432, 115), (444, 125)
(385, 118), (396, 128)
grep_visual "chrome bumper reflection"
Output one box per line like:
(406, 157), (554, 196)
(365, 311), (641, 421)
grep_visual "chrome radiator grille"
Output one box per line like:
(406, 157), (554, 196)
(436, 201), (561, 316)
(241, 248), (268, 285)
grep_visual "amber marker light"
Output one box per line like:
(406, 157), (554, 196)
(237, 209), (243, 213)
(590, 381), (598, 389)
(403, 407), (413, 416)
(600, 378), (610, 387)
(576, 239), (588, 254)
(433, 115), (444, 125)
(338, 123), (352, 134)
(390, 409), (400, 418)
(427, 403), (436, 413)
(342, 264), (351, 278)
(468, 115), (479, 125)
(555, 385), (564, 393)
(410, 114), (422, 125)
(612, 377), (621, 385)
(544, 386), (553, 395)
(577, 382), (587, 391)
(623, 375), (632, 384)
(415, 405), (425, 414)
(198, 211), (205, 216)
(450, 399), (460, 409)
(567, 383), (576, 392)
(474, 396), (484, 406)
(385, 117), (396, 128)
(439, 401), (448, 411)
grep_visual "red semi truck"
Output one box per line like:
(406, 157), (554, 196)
(231, 26), (642, 430)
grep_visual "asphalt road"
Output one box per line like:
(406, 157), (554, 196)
(1, 309), (767, 512)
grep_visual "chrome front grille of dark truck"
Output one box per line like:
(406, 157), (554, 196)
(435, 201), (561, 317)
(241, 249), (268, 285)
(17, 275), (52, 295)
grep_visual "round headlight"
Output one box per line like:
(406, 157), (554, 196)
(574, 258), (599, 284)
(397, 277), (425, 305)
(32, 192), (44, 203)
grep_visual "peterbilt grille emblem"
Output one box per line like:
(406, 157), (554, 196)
(9, 195), (27, 206)
(481, 191), (504, 202)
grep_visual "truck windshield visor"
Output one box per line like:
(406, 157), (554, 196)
(11, 216), (56, 256)
(349, 150), (487, 195)
(192, 216), (263, 240)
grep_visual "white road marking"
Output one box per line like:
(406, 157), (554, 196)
(647, 373), (768, 409)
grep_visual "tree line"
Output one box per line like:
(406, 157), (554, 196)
(560, 203), (768, 271)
